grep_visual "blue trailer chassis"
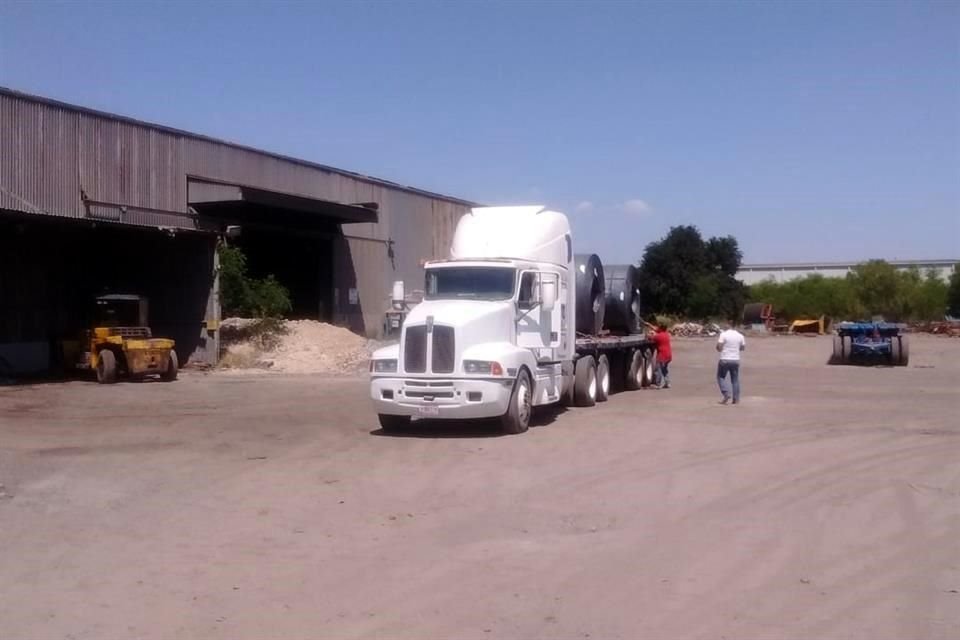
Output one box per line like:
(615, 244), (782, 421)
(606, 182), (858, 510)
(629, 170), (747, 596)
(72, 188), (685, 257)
(831, 322), (909, 366)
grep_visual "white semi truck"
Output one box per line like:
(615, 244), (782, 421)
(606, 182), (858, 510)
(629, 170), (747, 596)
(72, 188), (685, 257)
(369, 206), (657, 434)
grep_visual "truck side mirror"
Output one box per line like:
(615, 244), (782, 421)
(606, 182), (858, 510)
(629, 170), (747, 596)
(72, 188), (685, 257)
(392, 281), (405, 310)
(541, 279), (557, 312)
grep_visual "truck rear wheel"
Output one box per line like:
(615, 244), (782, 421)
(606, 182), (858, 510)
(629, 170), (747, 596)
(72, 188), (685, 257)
(501, 370), (532, 434)
(96, 350), (117, 384)
(625, 350), (643, 391)
(161, 350), (178, 382)
(641, 349), (656, 387)
(574, 356), (597, 407)
(596, 355), (610, 402)
(378, 414), (411, 433)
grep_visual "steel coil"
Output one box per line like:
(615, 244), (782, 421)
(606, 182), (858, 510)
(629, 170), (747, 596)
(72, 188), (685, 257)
(575, 253), (606, 335)
(603, 264), (643, 334)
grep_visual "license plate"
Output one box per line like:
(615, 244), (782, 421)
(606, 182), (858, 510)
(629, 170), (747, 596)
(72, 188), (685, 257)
(417, 405), (440, 417)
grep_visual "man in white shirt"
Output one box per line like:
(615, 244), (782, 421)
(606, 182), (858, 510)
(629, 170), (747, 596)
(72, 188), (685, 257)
(716, 323), (746, 405)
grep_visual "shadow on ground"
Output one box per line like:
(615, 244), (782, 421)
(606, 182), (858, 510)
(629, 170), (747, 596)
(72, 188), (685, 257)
(370, 406), (567, 438)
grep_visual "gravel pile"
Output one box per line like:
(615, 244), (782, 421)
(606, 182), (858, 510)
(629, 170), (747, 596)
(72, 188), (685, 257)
(220, 318), (383, 374)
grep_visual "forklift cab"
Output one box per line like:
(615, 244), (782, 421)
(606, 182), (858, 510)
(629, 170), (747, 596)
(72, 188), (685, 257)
(94, 294), (150, 332)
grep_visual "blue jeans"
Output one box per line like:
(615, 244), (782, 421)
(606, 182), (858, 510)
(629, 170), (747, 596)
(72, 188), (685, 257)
(657, 360), (670, 388)
(717, 360), (740, 402)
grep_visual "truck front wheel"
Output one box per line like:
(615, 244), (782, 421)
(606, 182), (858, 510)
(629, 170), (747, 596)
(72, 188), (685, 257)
(574, 356), (597, 407)
(378, 414), (411, 433)
(501, 370), (532, 435)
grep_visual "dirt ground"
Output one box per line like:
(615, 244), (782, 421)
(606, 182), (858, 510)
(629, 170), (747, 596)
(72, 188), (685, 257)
(1, 335), (958, 639)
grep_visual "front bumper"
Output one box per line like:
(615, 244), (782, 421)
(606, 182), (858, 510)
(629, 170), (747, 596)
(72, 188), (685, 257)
(371, 376), (514, 419)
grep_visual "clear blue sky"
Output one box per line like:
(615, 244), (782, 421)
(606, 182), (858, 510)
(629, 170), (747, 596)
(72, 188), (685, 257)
(2, 1), (958, 264)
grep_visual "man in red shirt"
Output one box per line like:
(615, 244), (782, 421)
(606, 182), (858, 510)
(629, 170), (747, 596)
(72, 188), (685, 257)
(651, 323), (673, 389)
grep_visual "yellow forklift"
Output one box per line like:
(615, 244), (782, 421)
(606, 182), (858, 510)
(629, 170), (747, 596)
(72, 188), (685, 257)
(72, 294), (178, 384)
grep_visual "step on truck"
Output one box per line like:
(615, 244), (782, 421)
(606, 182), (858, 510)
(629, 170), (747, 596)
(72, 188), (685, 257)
(369, 206), (657, 435)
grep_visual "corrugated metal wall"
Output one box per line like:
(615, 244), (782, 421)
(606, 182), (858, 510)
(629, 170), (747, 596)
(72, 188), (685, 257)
(0, 90), (473, 338)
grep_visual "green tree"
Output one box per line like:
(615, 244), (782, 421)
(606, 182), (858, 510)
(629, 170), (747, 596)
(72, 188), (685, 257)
(218, 243), (291, 318)
(907, 269), (947, 321)
(847, 260), (908, 320)
(948, 267), (960, 317)
(638, 226), (744, 319)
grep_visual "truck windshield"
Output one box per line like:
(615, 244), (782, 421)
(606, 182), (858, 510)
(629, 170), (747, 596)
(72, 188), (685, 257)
(425, 267), (516, 301)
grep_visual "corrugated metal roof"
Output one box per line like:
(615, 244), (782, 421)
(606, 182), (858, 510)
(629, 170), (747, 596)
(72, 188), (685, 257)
(0, 86), (477, 208)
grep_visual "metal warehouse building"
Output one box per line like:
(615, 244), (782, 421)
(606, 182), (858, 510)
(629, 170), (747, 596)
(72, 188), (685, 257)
(0, 87), (473, 375)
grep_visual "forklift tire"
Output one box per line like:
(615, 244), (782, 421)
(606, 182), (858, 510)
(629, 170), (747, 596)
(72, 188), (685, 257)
(574, 356), (597, 407)
(596, 355), (610, 402)
(96, 350), (117, 384)
(625, 350), (643, 391)
(161, 350), (179, 382)
(378, 414), (411, 433)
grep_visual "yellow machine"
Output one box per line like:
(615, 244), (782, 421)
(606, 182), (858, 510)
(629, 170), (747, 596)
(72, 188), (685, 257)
(78, 295), (178, 384)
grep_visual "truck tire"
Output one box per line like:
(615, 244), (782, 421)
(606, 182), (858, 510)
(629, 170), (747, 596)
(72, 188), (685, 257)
(96, 350), (117, 384)
(641, 349), (656, 388)
(831, 335), (843, 364)
(161, 350), (178, 382)
(501, 369), (532, 434)
(574, 356), (597, 407)
(841, 335), (852, 363)
(378, 414), (411, 433)
(625, 350), (643, 391)
(596, 355), (610, 402)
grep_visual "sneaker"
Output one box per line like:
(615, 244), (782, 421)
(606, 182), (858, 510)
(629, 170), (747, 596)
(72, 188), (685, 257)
(719, 397), (730, 405)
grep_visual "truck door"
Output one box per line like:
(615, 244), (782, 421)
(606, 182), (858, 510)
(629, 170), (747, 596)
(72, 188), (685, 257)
(517, 271), (561, 357)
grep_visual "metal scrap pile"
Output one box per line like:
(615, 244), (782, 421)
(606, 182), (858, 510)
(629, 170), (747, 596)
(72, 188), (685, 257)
(670, 322), (721, 337)
(909, 321), (960, 337)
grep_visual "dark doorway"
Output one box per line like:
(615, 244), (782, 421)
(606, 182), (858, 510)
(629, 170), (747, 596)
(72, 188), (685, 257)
(233, 227), (335, 321)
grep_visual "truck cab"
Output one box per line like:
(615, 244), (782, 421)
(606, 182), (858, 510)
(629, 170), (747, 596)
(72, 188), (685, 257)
(370, 206), (575, 434)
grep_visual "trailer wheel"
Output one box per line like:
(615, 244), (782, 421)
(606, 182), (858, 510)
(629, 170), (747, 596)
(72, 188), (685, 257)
(574, 356), (597, 407)
(378, 414), (411, 433)
(890, 336), (909, 366)
(841, 335), (852, 364)
(96, 350), (117, 384)
(641, 349), (656, 387)
(898, 336), (909, 366)
(501, 370), (532, 434)
(625, 350), (643, 391)
(596, 355), (610, 402)
(161, 350), (178, 382)
(831, 335), (844, 364)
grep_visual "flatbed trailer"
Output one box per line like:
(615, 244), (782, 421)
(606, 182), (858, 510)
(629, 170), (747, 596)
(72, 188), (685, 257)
(567, 333), (659, 405)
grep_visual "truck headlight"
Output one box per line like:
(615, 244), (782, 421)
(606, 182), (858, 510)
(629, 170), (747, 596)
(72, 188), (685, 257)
(463, 360), (503, 375)
(371, 359), (398, 374)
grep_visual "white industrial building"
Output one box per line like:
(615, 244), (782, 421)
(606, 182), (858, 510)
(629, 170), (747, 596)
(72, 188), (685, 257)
(737, 259), (958, 286)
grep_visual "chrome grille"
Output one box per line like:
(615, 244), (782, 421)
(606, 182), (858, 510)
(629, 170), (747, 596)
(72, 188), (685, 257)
(431, 325), (455, 374)
(404, 325), (427, 373)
